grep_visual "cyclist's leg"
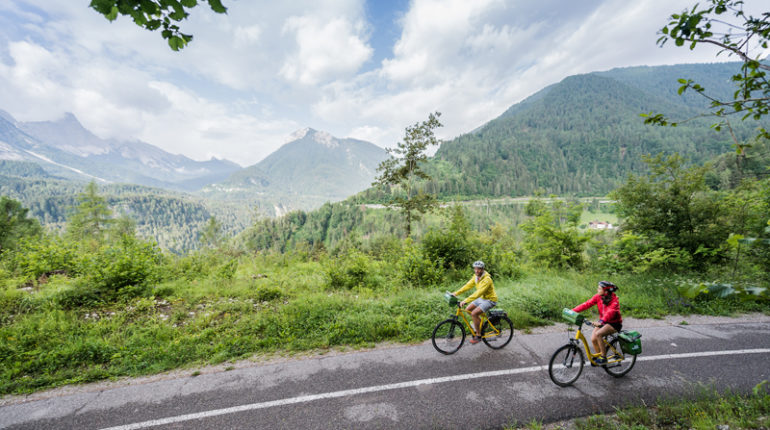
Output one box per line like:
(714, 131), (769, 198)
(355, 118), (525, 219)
(592, 324), (617, 357)
(470, 306), (485, 336)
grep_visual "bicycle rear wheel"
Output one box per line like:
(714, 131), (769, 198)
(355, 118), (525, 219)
(603, 338), (636, 377)
(431, 319), (465, 355)
(481, 316), (514, 349)
(548, 344), (584, 387)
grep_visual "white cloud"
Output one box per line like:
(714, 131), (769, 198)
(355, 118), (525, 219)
(280, 15), (372, 85)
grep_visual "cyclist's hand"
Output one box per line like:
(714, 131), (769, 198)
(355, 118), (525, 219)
(459, 300), (466, 308)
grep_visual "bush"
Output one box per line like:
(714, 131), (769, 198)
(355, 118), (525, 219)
(323, 250), (381, 290)
(421, 205), (474, 270)
(79, 236), (163, 301)
(397, 241), (444, 288)
(596, 232), (695, 273)
(522, 217), (588, 269)
(215, 259), (238, 280)
(10, 236), (82, 280)
(166, 251), (214, 281)
(421, 228), (472, 270)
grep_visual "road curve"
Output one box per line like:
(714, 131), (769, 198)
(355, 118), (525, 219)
(1, 319), (769, 429)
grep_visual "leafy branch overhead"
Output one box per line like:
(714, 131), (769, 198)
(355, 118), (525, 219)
(89, 0), (228, 51)
(642, 0), (770, 141)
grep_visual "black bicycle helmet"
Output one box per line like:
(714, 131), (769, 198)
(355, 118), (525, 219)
(599, 280), (617, 293)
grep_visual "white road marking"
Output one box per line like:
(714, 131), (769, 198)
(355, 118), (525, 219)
(101, 348), (770, 430)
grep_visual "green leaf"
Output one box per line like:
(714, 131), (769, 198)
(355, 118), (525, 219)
(207, 0), (227, 13)
(706, 283), (736, 298)
(168, 35), (185, 51)
(106, 5), (119, 21)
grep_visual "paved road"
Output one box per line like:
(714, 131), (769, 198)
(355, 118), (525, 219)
(1, 320), (769, 430)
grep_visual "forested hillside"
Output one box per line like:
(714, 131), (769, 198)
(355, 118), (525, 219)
(0, 163), (252, 252)
(406, 63), (764, 198)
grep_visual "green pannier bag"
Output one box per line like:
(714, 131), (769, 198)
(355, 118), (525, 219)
(562, 308), (585, 325)
(619, 330), (642, 355)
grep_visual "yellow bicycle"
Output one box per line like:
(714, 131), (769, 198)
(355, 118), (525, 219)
(431, 292), (514, 354)
(548, 308), (637, 386)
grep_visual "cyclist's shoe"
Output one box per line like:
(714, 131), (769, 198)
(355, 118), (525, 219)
(594, 356), (607, 365)
(469, 336), (481, 345)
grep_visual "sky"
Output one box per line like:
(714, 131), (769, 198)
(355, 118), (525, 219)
(0, 0), (762, 166)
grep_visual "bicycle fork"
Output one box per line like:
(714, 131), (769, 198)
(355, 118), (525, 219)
(563, 342), (579, 368)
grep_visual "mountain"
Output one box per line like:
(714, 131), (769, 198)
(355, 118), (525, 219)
(204, 128), (388, 210)
(0, 111), (240, 190)
(417, 62), (764, 198)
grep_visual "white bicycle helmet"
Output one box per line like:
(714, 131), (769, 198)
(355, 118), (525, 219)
(472, 260), (485, 269)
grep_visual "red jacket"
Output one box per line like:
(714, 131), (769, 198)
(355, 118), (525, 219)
(573, 293), (622, 324)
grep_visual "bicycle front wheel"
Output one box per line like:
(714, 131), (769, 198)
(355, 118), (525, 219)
(481, 316), (514, 349)
(603, 338), (636, 377)
(548, 344), (584, 387)
(431, 319), (465, 355)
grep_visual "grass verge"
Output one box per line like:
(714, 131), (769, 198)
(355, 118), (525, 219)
(507, 382), (770, 430)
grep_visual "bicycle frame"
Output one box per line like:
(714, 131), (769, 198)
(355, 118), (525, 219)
(569, 322), (624, 366)
(452, 306), (500, 338)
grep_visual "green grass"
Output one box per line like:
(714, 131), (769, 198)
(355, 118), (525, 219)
(506, 383), (770, 429)
(0, 255), (766, 396)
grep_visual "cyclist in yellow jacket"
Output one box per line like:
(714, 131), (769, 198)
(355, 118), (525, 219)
(452, 261), (498, 344)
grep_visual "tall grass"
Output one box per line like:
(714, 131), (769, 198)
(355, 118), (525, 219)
(1, 254), (765, 396)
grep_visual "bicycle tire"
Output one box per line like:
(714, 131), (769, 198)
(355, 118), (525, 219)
(481, 316), (514, 349)
(431, 319), (465, 355)
(548, 344), (584, 387)
(603, 338), (636, 377)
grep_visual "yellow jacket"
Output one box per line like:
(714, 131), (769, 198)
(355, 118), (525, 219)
(453, 271), (497, 303)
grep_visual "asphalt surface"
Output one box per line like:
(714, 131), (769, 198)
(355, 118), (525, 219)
(1, 319), (769, 430)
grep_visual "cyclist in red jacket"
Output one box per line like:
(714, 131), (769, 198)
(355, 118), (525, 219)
(572, 281), (622, 365)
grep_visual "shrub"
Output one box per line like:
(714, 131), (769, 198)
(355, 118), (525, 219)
(10, 236), (82, 280)
(323, 250), (380, 290)
(421, 228), (472, 270)
(421, 205), (474, 270)
(596, 232), (695, 273)
(397, 241), (444, 288)
(215, 259), (238, 280)
(78, 236), (163, 301)
(522, 217), (588, 269)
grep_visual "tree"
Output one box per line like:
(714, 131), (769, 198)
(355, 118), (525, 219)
(521, 200), (588, 269)
(611, 154), (728, 263)
(89, 0), (228, 51)
(373, 112), (443, 237)
(644, 0), (770, 146)
(199, 216), (223, 248)
(67, 182), (113, 242)
(0, 196), (42, 253)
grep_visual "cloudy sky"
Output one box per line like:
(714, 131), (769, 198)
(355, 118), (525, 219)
(0, 0), (757, 166)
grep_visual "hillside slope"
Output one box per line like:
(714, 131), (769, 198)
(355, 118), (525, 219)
(427, 62), (761, 197)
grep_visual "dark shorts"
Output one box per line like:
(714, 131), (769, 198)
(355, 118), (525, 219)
(607, 322), (622, 332)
